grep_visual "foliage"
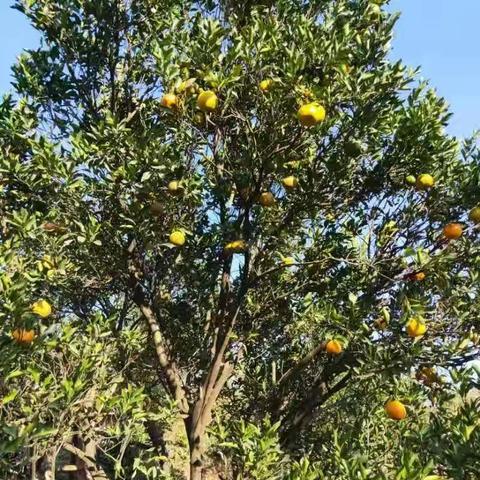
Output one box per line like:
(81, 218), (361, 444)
(0, 0), (479, 479)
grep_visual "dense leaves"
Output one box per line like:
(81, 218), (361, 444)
(1, 0), (479, 479)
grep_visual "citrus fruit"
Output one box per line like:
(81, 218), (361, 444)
(443, 223), (463, 240)
(406, 318), (427, 338)
(197, 90), (218, 112)
(282, 176), (299, 189)
(12, 329), (36, 344)
(385, 400), (407, 420)
(468, 207), (480, 224)
(259, 192), (275, 207)
(161, 93), (178, 109)
(169, 230), (186, 246)
(31, 300), (52, 318)
(297, 102), (326, 127)
(325, 339), (343, 355)
(259, 79), (273, 92)
(416, 174), (435, 190)
(168, 181), (184, 195)
(405, 175), (416, 186)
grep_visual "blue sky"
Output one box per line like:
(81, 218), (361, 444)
(0, 1), (478, 137)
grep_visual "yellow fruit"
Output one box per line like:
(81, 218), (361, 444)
(297, 102), (326, 127)
(405, 175), (416, 186)
(12, 329), (36, 344)
(325, 339), (343, 355)
(384, 400), (407, 420)
(416, 174), (435, 190)
(443, 223), (463, 240)
(406, 271), (425, 282)
(282, 257), (295, 266)
(168, 181), (184, 195)
(258, 192), (275, 207)
(406, 318), (427, 338)
(31, 299), (52, 318)
(224, 240), (247, 254)
(259, 79), (273, 92)
(339, 64), (351, 75)
(161, 93), (178, 109)
(169, 230), (186, 246)
(469, 206), (480, 224)
(282, 176), (299, 189)
(197, 90), (218, 112)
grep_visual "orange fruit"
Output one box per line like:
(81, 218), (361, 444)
(12, 329), (35, 344)
(325, 339), (343, 355)
(161, 93), (178, 109)
(31, 300), (52, 318)
(259, 79), (273, 92)
(197, 91), (218, 112)
(282, 176), (299, 189)
(258, 192), (275, 207)
(443, 223), (463, 240)
(169, 230), (186, 246)
(297, 102), (326, 127)
(385, 400), (407, 420)
(416, 174), (435, 190)
(282, 256), (295, 266)
(469, 207), (480, 224)
(406, 318), (427, 338)
(224, 240), (247, 254)
(405, 175), (416, 186)
(406, 271), (426, 282)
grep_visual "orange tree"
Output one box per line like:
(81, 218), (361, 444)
(1, 0), (480, 479)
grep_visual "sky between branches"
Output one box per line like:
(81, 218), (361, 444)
(0, 0), (478, 138)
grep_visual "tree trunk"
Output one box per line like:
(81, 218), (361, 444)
(37, 452), (56, 480)
(188, 435), (204, 480)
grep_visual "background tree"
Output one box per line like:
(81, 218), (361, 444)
(1, 0), (479, 479)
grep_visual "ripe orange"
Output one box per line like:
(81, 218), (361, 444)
(169, 230), (186, 246)
(416, 174), (435, 190)
(469, 207), (480, 224)
(32, 300), (52, 318)
(384, 400), (407, 420)
(224, 240), (247, 254)
(259, 192), (275, 207)
(259, 79), (273, 92)
(297, 102), (326, 127)
(325, 339), (343, 355)
(406, 318), (427, 338)
(161, 93), (178, 109)
(12, 329), (35, 344)
(406, 271), (425, 282)
(282, 176), (299, 189)
(197, 91), (218, 112)
(443, 223), (463, 240)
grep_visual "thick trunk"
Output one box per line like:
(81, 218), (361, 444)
(188, 433), (205, 480)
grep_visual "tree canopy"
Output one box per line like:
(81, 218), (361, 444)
(1, 1), (479, 479)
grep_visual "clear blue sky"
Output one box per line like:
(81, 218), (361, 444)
(0, 1), (478, 137)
